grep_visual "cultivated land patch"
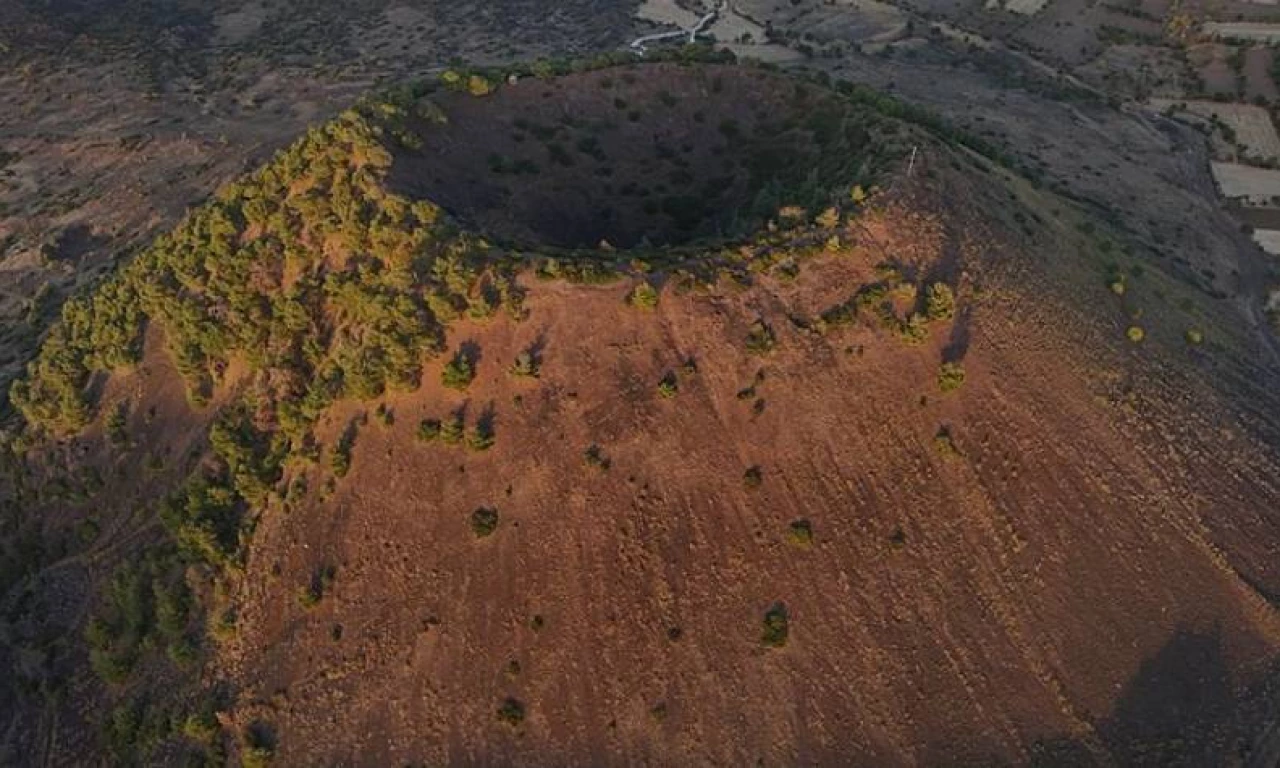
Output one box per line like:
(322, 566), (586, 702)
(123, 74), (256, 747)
(1244, 46), (1279, 101)
(1186, 43), (1240, 97)
(983, 0), (1050, 15)
(1251, 228), (1280, 255)
(393, 63), (887, 249)
(1204, 22), (1280, 43)
(1212, 161), (1280, 202)
(1150, 99), (1280, 160)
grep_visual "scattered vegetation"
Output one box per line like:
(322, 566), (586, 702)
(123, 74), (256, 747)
(933, 426), (961, 459)
(657, 372), (679, 399)
(761, 603), (789, 648)
(743, 465), (764, 489)
(1108, 272), (1127, 296)
(417, 419), (442, 442)
(1126, 325), (1146, 343)
(443, 350), (476, 390)
(510, 349), (540, 378)
(331, 422), (357, 478)
(786, 519), (814, 548)
(584, 444), (611, 471)
(470, 507), (500, 538)
(297, 564), (337, 609)
(924, 283), (956, 321)
(497, 697), (525, 726)
(12, 103), (465, 436)
(441, 411), (466, 445)
(467, 418), (496, 452)
(105, 402), (128, 446)
(85, 548), (195, 684)
(745, 321), (776, 355)
(628, 281), (660, 309)
(937, 362), (966, 393)
(241, 723), (277, 768)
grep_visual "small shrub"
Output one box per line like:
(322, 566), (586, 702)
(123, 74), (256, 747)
(933, 426), (960, 459)
(1186, 328), (1204, 345)
(467, 74), (494, 97)
(937, 362), (966, 393)
(417, 419), (442, 442)
(815, 207), (841, 229)
(242, 738), (275, 768)
(743, 465), (763, 489)
(924, 283), (956, 321)
(628, 281), (660, 309)
(874, 263), (903, 285)
(746, 321), (775, 355)
(470, 507), (499, 538)
(761, 603), (789, 648)
(1126, 325), (1145, 343)
(442, 351), (475, 390)
(657, 372), (679, 399)
(297, 565), (336, 609)
(331, 425), (356, 478)
(584, 444), (611, 471)
(510, 349), (540, 378)
(497, 697), (525, 726)
(786, 519), (813, 548)
(374, 403), (394, 427)
(105, 402), (128, 446)
(897, 313), (929, 344)
(441, 412), (465, 445)
(467, 422), (495, 452)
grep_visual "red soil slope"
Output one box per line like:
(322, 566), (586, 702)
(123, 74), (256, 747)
(196, 165), (1280, 766)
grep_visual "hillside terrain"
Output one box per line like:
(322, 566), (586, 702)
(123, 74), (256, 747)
(2, 50), (1280, 766)
(6, 0), (1280, 766)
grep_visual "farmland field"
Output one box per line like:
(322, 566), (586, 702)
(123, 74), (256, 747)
(1204, 22), (1280, 43)
(1252, 228), (1280, 255)
(983, 0), (1051, 14)
(1212, 161), (1280, 202)
(1151, 100), (1280, 160)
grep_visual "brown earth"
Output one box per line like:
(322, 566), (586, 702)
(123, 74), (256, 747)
(171, 157), (1280, 764)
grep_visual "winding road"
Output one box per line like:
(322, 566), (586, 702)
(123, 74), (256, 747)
(630, 0), (727, 54)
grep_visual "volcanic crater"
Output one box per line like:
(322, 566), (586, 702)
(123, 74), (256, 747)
(392, 62), (888, 249)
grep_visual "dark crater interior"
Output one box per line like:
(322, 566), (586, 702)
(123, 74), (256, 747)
(391, 63), (884, 250)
